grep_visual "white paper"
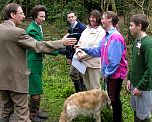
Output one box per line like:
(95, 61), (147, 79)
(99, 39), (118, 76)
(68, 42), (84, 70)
(72, 54), (87, 75)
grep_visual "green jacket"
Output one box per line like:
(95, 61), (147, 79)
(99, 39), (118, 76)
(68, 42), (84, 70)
(26, 21), (58, 73)
(26, 21), (43, 73)
(129, 36), (152, 91)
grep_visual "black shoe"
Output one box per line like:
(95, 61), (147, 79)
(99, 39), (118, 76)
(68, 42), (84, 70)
(30, 115), (43, 122)
(0, 117), (10, 122)
(81, 82), (87, 91)
(73, 80), (82, 92)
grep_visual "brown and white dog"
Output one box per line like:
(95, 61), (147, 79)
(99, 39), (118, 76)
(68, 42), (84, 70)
(59, 89), (110, 122)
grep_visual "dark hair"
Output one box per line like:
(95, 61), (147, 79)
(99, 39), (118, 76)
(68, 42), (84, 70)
(88, 10), (102, 26)
(130, 14), (148, 31)
(31, 5), (47, 20)
(104, 11), (119, 27)
(67, 11), (76, 16)
(2, 3), (20, 20)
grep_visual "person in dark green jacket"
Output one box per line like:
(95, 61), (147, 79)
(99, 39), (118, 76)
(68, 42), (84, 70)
(127, 14), (152, 122)
(26, 5), (58, 122)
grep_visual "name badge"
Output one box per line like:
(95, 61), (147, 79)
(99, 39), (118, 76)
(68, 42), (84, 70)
(136, 41), (141, 55)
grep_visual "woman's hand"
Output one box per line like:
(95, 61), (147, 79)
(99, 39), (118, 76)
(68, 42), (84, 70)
(126, 80), (131, 92)
(76, 51), (84, 61)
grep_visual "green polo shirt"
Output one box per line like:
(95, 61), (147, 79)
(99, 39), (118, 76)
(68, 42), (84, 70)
(129, 36), (152, 91)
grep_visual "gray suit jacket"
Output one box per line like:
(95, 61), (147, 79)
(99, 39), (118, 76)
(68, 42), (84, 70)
(0, 20), (64, 93)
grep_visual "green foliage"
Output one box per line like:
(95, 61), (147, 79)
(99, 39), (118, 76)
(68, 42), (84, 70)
(45, 0), (87, 24)
(45, 1), (63, 23)
(0, 0), (8, 20)
(42, 21), (67, 42)
(115, 0), (125, 15)
(63, 0), (87, 22)
(0, 0), (5, 12)
(42, 55), (74, 122)
(121, 83), (134, 122)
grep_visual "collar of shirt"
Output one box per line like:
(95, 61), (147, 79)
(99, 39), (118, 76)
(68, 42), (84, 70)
(136, 33), (147, 41)
(106, 27), (116, 35)
(71, 21), (78, 28)
(34, 21), (43, 34)
(8, 20), (16, 27)
(104, 27), (117, 44)
(87, 25), (101, 34)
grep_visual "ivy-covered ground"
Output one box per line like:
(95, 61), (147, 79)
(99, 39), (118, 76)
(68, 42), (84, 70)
(41, 55), (133, 122)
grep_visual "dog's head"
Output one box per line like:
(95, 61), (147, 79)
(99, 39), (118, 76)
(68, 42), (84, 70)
(99, 90), (111, 109)
(103, 91), (111, 109)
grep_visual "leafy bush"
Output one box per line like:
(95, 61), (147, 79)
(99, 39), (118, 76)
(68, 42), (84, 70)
(44, 0), (87, 24)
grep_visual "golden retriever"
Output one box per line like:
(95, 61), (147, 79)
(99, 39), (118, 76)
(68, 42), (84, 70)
(59, 89), (110, 122)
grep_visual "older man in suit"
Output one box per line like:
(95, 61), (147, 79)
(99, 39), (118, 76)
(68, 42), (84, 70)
(0, 3), (76, 122)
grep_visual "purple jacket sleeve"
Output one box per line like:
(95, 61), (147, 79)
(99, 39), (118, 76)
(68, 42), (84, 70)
(81, 40), (102, 57)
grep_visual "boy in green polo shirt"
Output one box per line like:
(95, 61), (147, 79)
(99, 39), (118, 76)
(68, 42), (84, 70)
(127, 14), (152, 122)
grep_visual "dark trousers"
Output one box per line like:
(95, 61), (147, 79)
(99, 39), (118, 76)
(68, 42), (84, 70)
(107, 78), (123, 122)
(69, 65), (86, 92)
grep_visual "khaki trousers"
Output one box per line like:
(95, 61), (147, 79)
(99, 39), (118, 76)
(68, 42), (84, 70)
(83, 67), (101, 90)
(0, 90), (31, 122)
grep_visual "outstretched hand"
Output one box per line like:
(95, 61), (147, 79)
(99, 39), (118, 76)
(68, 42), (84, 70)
(62, 38), (77, 46)
(62, 33), (77, 46)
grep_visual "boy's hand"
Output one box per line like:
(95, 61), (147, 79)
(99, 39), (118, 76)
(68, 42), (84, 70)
(133, 88), (141, 96)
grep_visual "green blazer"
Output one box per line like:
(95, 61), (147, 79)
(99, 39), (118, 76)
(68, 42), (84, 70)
(26, 21), (44, 73)
(26, 21), (58, 73)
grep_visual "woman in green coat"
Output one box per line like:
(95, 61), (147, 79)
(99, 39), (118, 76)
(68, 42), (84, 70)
(26, 5), (58, 122)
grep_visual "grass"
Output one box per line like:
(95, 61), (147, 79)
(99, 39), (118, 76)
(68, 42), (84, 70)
(41, 55), (133, 122)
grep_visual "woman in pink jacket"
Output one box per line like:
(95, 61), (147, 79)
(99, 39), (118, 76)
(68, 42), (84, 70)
(80, 11), (127, 122)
